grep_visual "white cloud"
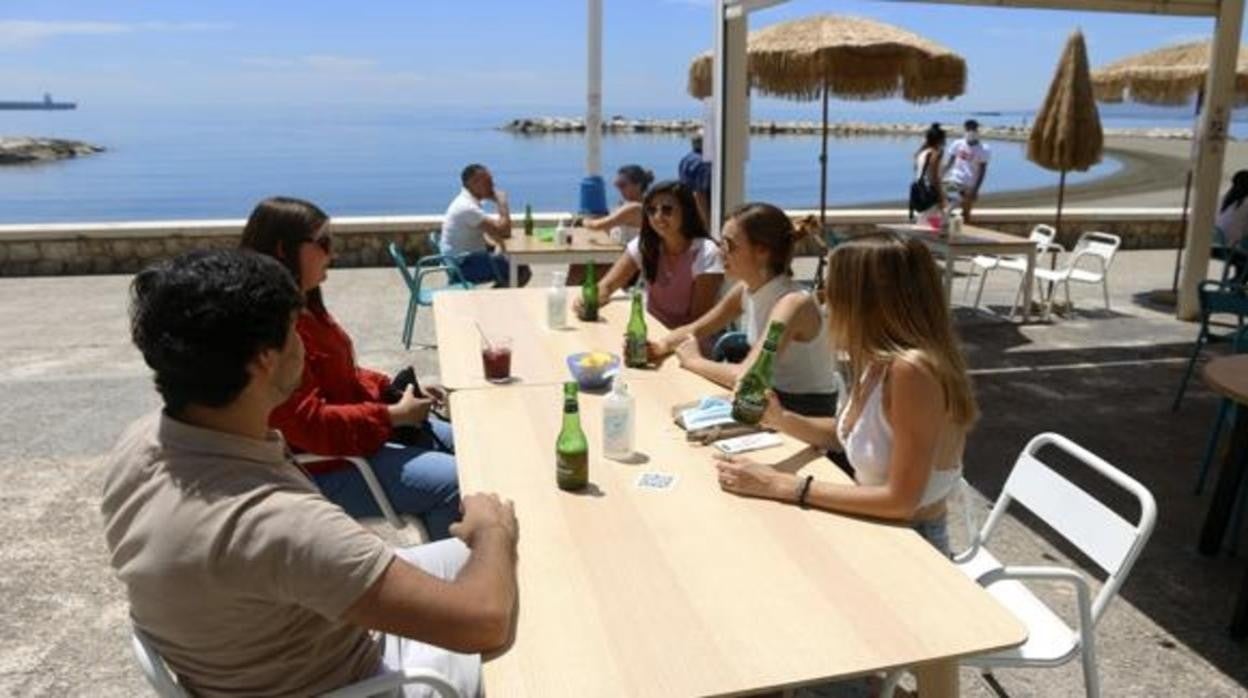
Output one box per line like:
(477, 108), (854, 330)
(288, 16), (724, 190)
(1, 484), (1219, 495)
(0, 19), (229, 49)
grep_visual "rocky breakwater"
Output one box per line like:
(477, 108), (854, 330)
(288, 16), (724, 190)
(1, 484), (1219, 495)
(0, 137), (104, 164)
(502, 116), (1204, 141)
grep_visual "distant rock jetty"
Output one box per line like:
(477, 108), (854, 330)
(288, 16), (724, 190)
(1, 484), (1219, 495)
(0, 137), (104, 165)
(502, 116), (1204, 141)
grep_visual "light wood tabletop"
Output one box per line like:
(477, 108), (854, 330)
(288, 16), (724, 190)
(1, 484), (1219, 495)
(434, 288), (685, 390)
(1203, 354), (1248, 405)
(499, 227), (625, 287)
(451, 380), (1027, 697)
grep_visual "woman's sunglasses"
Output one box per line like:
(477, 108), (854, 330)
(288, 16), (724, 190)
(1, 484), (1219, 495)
(646, 203), (677, 218)
(305, 232), (332, 254)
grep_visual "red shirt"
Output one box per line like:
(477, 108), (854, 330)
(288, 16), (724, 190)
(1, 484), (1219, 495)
(270, 309), (394, 465)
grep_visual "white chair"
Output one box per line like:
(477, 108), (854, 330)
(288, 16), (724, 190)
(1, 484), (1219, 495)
(952, 433), (1157, 697)
(966, 224), (1062, 318)
(1031, 232), (1122, 320)
(130, 626), (461, 698)
(294, 454), (429, 542)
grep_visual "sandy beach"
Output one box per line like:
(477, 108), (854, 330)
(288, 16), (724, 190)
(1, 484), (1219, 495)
(864, 134), (1247, 210)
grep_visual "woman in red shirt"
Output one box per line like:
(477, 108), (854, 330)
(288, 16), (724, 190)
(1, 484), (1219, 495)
(240, 197), (459, 539)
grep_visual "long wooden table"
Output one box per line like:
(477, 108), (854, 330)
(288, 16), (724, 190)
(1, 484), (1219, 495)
(1198, 355), (1248, 638)
(500, 227), (625, 288)
(434, 288), (684, 390)
(874, 223), (1039, 323)
(450, 380), (1026, 696)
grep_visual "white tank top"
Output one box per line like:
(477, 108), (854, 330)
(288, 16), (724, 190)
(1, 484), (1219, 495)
(837, 370), (962, 509)
(743, 276), (840, 395)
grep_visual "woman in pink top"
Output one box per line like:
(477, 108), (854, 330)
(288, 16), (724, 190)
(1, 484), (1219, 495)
(576, 180), (724, 331)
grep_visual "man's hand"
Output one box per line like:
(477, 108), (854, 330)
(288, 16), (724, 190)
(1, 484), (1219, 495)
(450, 493), (518, 549)
(387, 385), (434, 426)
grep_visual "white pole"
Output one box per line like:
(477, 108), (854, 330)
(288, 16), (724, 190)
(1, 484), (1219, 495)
(586, 0), (603, 177)
(1177, 0), (1244, 319)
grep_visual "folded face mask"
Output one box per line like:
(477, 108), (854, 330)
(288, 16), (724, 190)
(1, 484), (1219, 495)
(680, 396), (736, 431)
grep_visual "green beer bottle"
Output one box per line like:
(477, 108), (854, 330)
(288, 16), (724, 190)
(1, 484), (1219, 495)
(623, 283), (648, 368)
(732, 320), (785, 425)
(579, 261), (599, 322)
(523, 204), (534, 236)
(556, 381), (589, 491)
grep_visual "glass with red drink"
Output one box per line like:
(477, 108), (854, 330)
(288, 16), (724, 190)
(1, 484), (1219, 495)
(481, 335), (513, 383)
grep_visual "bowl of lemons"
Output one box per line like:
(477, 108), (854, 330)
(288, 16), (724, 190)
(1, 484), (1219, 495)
(566, 351), (621, 391)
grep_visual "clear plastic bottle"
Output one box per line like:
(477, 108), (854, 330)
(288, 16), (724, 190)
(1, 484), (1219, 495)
(602, 378), (635, 461)
(547, 271), (568, 330)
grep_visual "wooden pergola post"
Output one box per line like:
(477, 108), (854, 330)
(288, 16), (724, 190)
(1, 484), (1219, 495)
(1178, 0), (1245, 319)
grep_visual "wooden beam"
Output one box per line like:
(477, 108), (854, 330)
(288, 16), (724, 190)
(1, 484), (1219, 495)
(883, 0), (1217, 17)
(1178, 0), (1246, 319)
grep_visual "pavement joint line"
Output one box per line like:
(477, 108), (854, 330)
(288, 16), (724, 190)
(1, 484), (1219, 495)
(969, 356), (1189, 376)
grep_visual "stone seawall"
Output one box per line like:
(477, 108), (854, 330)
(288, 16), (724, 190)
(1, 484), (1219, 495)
(0, 210), (1186, 277)
(0, 137), (104, 164)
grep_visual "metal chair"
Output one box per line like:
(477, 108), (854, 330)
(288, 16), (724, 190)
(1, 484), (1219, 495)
(388, 239), (471, 349)
(1031, 232), (1122, 320)
(1172, 280), (1248, 412)
(130, 626), (460, 698)
(967, 224), (1062, 318)
(293, 453), (431, 543)
(952, 433), (1156, 698)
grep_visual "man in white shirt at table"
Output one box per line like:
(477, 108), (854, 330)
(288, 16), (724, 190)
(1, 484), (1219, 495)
(441, 163), (531, 287)
(102, 249), (518, 697)
(942, 119), (991, 224)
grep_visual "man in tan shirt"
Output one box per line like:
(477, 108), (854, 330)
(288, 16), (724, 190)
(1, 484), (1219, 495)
(102, 249), (518, 697)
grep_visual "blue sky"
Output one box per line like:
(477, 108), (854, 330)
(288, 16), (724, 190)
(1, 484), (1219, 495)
(0, 0), (1229, 114)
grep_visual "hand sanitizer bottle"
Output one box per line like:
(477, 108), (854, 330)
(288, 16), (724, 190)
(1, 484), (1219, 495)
(547, 271), (568, 330)
(602, 378), (634, 461)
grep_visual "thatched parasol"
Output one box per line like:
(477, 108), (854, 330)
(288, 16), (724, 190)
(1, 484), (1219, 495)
(1092, 41), (1248, 107)
(1028, 30), (1103, 247)
(687, 14), (966, 227)
(1092, 40), (1248, 296)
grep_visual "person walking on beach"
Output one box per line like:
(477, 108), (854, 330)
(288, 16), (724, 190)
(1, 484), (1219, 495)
(678, 136), (713, 232)
(441, 163), (531, 287)
(942, 119), (990, 223)
(911, 124), (947, 221)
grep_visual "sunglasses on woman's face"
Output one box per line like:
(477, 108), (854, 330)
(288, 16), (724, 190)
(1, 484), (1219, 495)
(646, 203), (677, 218)
(305, 232), (332, 254)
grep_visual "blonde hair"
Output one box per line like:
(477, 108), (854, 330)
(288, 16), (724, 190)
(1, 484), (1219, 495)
(823, 233), (978, 427)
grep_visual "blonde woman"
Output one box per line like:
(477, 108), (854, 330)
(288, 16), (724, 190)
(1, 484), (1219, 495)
(713, 233), (976, 554)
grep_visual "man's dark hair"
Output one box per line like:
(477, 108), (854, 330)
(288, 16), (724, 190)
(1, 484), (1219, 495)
(461, 163), (488, 187)
(690, 136), (703, 154)
(130, 249), (303, 416)
(964, 119), (980, 132)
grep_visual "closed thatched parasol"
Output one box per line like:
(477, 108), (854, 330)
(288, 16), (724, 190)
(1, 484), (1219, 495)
(1029, 30), (1103, 246)
(687, 14), (966, 227)
(1092, 40), (1248, 296)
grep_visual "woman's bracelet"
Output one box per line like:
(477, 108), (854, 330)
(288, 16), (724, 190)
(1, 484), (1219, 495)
(796, 475), (815, 509)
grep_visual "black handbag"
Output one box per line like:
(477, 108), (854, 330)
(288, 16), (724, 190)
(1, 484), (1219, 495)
(909, 151), (940, 220)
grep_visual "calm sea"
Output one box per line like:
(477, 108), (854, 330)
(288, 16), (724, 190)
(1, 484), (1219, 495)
(0, 104), (1228, 224)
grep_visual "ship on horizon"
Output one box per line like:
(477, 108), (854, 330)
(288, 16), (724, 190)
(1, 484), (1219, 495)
(0, 93), (76, 111)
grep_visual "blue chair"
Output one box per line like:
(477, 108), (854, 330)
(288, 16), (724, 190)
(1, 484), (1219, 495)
(388, 239), (471, 349)
(1196, 326), (1248, 495)
(1173, 280), (1248, 411)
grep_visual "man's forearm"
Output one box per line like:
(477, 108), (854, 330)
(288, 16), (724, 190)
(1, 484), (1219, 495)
(452, 527), (518, 646)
